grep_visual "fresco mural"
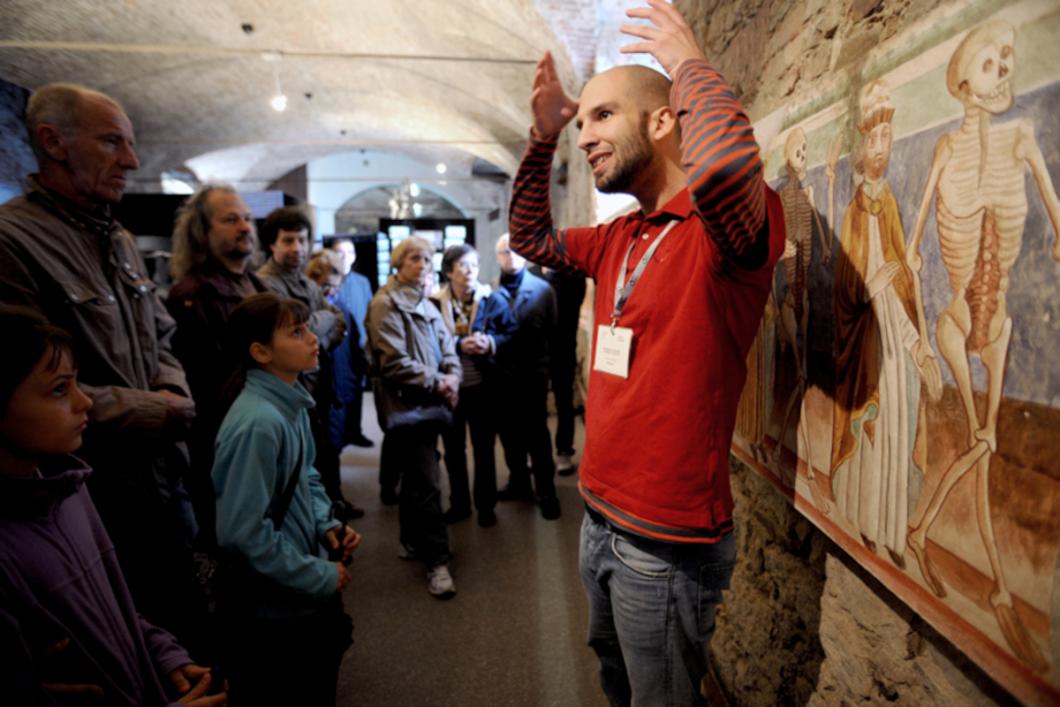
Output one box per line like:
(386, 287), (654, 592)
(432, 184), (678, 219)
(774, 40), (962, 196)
(732, 1), (1060, 703)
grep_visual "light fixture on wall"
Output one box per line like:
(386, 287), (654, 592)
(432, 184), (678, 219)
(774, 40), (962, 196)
(435, 162), (447, 175)
(262, 51), (287, 112)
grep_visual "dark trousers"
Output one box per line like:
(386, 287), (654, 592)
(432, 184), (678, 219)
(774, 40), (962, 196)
(389, 422), (450, 567)
(379, 433), (399, 493)
(496, 373), (556, 499)
(311, 405), (344, 504)
(344, 388), (365, 441)
(441, 384), (498, 514)
(225, 599), (350, 707)
(550, 346), (578, 456)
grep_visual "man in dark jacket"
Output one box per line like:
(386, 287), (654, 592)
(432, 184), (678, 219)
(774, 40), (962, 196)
(493, 234), (560, 520)
(166, 183), (266, 541)
(0, 83), (206, 652)
(257, 208), (357, 514)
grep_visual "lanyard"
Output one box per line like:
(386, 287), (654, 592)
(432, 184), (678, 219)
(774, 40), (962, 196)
(611, 220), (677, 328)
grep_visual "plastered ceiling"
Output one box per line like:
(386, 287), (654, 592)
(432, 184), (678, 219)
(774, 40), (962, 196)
(0, 0), (591, 190)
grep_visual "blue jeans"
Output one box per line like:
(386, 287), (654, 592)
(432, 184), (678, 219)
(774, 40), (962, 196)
(579, 510), (736, 707)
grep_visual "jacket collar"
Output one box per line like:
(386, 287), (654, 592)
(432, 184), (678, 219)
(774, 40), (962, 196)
(383, 274), (430, 312)
(244, 368), (315, 417)
(0, 455), (92, 518)
(24, 175), (118, 237)
(198, 260), (263, 298)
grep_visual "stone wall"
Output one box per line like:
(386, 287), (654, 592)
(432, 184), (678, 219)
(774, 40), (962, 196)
(675, 0), (949, 121)
(670, 0), (1021, 703)
(717, 461), (1016, 705)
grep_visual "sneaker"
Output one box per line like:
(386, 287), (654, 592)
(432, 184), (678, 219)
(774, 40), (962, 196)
(427, 564), (456, 599)
(539, 495), (561, 520)
(398, 543), (418, 561)
(556, 453), (576, 477)
(478, 509), (497, 528)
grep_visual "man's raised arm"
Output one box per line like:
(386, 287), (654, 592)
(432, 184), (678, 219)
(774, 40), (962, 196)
(510, 52), (598, 276)
(623, 0), (771, 271)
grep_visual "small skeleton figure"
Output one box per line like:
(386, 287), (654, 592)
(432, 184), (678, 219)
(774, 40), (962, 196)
(778, 129), (832, 371)
(906, 20), (1059, 673)
(774, 129), (832, 472)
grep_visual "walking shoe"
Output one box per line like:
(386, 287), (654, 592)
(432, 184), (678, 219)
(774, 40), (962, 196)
(556, 453), (576, 477)
(539, 495), (561, 520)
(443, 507), (472, 524)
(398, 543), (418, 561)
(427, 564), (456, 599)
(478, 509), (497, 528)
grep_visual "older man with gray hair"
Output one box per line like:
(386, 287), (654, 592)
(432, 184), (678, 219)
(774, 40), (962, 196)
(0, 83), (209, 655)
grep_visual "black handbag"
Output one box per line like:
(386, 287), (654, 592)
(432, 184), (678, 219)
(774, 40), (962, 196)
(372, 378), (453, 431)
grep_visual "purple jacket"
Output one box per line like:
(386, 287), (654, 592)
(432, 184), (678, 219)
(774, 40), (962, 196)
(0, 458), (191, 705)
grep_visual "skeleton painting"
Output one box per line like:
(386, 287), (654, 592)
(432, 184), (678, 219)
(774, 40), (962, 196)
(733, 2), (1060, 700)
(773, 129), (832, 477)
(905, 18), (1059, 675)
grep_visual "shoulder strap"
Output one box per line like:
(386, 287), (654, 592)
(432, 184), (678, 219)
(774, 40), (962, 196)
(267, 434), (304, 531)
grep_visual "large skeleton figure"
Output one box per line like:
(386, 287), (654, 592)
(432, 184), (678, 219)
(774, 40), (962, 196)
(774, 129), (832, 473)
(906, 20), (1060, 673)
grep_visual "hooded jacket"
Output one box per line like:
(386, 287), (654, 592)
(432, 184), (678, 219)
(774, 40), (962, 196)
(0, 458), (190, 705)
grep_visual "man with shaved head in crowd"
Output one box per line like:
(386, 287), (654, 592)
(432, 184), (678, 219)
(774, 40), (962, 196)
(0, 83), (209, 653)
(509, 2), (785, 704)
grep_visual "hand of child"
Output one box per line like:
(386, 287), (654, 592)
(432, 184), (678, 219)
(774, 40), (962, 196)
(174, 668), (227, 706)
(335, 562), (352, 592)
(325, 525), (363, 563)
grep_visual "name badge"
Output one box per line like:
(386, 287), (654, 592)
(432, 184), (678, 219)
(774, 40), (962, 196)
(593, 325), (633, 379)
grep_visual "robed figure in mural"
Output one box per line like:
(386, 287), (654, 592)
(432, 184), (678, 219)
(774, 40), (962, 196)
(830, 82), (941, 568)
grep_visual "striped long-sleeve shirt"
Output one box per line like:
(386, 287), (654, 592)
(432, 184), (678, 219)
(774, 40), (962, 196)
(508, 58), (785, 543)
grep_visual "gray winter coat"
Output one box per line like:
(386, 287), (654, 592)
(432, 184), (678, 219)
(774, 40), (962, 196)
(366, 275), (461, 427)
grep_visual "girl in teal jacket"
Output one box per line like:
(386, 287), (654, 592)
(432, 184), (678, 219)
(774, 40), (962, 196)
(212, 293), (361, 706)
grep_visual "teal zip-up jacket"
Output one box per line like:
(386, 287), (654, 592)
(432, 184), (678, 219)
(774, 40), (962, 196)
(213, 368), (339, 617)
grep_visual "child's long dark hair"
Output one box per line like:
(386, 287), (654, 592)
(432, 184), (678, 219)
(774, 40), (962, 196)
(0, 305), (74, 417)
(219, 293), (310, 417)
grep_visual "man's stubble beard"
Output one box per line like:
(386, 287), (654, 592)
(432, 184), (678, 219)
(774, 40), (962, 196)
(596, 116), (654, 195)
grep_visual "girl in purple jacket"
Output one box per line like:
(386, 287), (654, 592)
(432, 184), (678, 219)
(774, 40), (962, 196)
(0, 305), (224, 706)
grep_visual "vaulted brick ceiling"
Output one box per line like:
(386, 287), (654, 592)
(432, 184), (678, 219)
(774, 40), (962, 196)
(0, 0), (596, 189)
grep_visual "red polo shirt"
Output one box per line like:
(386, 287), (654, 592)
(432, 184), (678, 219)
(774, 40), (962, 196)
(510, 59), (785, 542)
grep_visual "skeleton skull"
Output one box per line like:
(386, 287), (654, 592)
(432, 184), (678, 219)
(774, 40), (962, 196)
(784, 127), (807, 179)
(947, 19), (1015, 114)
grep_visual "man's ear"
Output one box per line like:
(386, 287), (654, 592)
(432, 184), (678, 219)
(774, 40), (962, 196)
(37, 124), (68, 162)
(249, 341), (272, 367)
(648, 105), (678, 142)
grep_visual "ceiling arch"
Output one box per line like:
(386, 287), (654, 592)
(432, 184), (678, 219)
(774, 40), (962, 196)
(0, 0), (588, 190)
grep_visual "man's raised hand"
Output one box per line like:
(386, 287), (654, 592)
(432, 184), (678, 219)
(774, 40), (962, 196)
(620, 0), (705, 76)
(531, 51), (578, 140)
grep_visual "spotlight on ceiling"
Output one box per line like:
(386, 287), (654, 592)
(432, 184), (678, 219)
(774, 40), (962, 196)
(270, 94), (288, 112)
(435, 163), (447, 175)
